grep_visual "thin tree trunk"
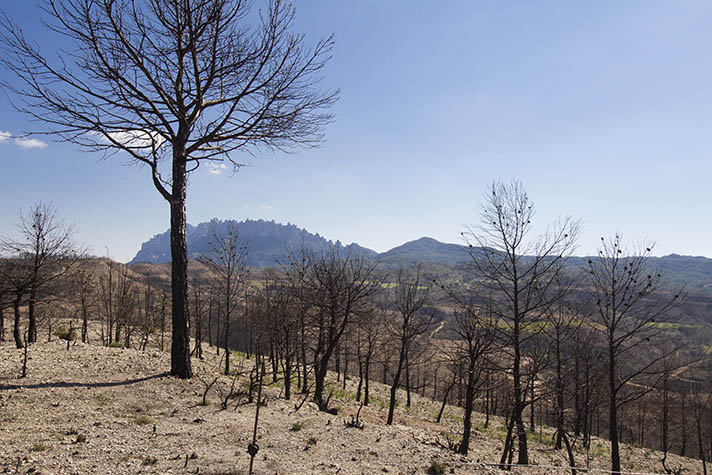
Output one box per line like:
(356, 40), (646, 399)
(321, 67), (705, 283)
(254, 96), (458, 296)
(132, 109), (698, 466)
(13, 294), (23, 349)
(27, 287), (37, 343)
(609, 342), (621, 474)
(283, 354), (292, 400)
(405, 352), (412, 408)
(356, 360), (363, 402)
(697, 412), (707, 475)
(555, 335), (564, 449)
(680, 393), (687, 457)
(300, 319), (308, 394)
(459, 357), (477, 455)
(81, 303), (89, 343)
(224, 305), (230, 376)
(342, 344), (348, 390)
(387, 346), (406, 425)
(364, 359), (371, 406)
(0, 303), (5, 342)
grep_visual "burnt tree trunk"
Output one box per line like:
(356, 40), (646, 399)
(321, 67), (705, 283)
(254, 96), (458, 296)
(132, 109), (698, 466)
(459, 355), (477, 455)
(169, 152), (192, 379)
(609, 341), (621, 474)
(27, 287), (37, 343)
(13, 294), (23, 349)
(0, 303), (5, 342)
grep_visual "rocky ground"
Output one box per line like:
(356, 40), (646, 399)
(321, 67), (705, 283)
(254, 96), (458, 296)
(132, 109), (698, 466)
(0, 338), (702, 474)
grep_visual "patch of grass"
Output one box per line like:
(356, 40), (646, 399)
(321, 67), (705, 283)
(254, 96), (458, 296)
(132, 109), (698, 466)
(528, 429), (555, 447)
(134, 415), (155, 425)
(108, 341), (122, 348)
(326, 385), (356, 401)
(290, 421), (303, 432)
(446, 412), (462, 423)
(94, 394), (112, 406)
(31, 443), (50, 452)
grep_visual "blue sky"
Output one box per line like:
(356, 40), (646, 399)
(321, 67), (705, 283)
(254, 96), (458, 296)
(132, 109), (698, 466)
(1, 1), (712, 262)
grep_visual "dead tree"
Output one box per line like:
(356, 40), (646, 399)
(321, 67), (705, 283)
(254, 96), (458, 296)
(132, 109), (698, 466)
(1, 0), (337, 378)
(449, 304), (496, 455)
(462, 179), (580, 466)
(200, 223), (247, 376)
(98, 260), (137, 347)
(690, 377), (711, 475)
(189, 276), (209, 359)
(258, 272), (298, 399)
(0, 256), (33, 349)
(587, 235), (682, 474)
(356, 302), (385, 406)
(287, 245), (380, 412)
(1, 202), (82, 344)
(544, 279), (588, 450)
(70, 266), (97, 343)
(386, 265), (432, 425)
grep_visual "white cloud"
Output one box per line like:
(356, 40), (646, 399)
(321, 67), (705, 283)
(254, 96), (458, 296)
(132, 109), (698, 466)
(0, 131), (10, 143)
(15, 137), (48, 149)
(259, 203), (274, 211)
(105, 130), (165, 150)
(208, 163), (228, 175)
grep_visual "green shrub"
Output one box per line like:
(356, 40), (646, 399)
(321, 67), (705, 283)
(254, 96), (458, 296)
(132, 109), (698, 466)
(290, 422), (303, 432)
(55, 326), (75, 341)
(135, 415), (154, 425)
(108, 341), (122, 348)
(428, 460), (446, 475)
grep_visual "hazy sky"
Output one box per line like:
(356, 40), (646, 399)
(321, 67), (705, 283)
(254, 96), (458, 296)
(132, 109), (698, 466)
(1, 1), (712, 262)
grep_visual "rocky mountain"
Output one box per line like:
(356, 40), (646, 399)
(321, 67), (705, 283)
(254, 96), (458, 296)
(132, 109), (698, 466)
(130, 219), (377, 267)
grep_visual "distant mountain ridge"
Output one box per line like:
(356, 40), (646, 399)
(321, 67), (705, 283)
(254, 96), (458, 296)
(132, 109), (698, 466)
(130, 219), (712, 293)
(130, 219), (377, 268)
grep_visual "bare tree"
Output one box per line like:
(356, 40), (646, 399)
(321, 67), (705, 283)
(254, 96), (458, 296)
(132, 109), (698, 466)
(0, 203), (82, 344)
(98, 260), (138, 347)
(1, 0), (337, 378)
(287, 245), (380, 411)
(386, 265), (432, 425)
(355, 301), (384, 406)
(258, 272), (298, 399)
(449, 304), (496, 455)
(462, 179), (580, 466)
(543, 278), (586, 450)
(189, 276), (209, 359)
(0, 256), (32, 348)
(0, 259), (16, 343)
(587, 235), (681, 474)
(69, 266), (97, 343)
(200, 223), (247, 376)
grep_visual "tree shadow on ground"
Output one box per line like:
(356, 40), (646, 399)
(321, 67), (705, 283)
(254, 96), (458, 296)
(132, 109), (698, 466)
(0, 372), (170, 391)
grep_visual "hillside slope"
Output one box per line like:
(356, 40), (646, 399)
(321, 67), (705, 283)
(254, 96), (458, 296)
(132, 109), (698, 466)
(0, 339), (701, 474)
